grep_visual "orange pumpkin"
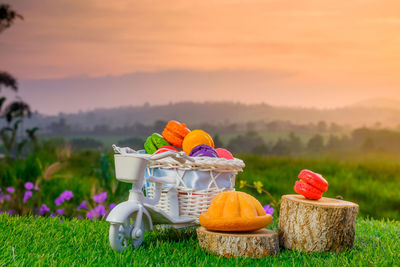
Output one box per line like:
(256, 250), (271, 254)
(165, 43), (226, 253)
(199, 191), (273, 232)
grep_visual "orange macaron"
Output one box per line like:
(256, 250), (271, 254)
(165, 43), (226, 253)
(182, 129), (214, 155)
(162, 120), (191, 148)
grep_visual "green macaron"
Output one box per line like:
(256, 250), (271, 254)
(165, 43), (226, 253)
(144, 133), (171, 154)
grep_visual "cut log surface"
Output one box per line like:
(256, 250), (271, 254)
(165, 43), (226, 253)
(278, 194), (359, 253)
(197, 227), (279, 258)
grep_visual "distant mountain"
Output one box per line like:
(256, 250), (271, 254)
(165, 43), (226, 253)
(19, 101), (400, 131)
(352, 98), (400, 110)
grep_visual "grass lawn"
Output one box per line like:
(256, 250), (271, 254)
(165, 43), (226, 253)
(1, 215), (399, 266)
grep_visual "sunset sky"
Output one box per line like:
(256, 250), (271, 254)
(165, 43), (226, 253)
(1, 0), (400, 114)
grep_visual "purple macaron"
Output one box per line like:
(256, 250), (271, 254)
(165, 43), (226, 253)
(189, 145), (218, 158)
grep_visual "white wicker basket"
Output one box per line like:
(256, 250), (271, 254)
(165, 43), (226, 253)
(144, 156), (245, 223)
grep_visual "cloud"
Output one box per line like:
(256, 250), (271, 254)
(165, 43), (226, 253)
(2, 0), (399, 80)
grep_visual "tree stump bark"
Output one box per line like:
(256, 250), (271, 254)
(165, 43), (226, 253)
(196, 227), (279, 258)
(278, 194), (359, 253)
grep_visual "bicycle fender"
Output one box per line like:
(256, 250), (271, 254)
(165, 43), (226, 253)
(106, 201), (153, 231)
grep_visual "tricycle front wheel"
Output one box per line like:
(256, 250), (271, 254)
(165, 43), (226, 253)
(109, 211), (145, 251)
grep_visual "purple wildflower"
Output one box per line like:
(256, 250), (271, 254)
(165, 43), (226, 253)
(6, 187), (15, 194)
(55, 197), (63, 206)
(25, 182), (34, 190)
(263, 204), (274, 215)
(86, 209), (95, 220)
(95, 205), (106, 217)
(85, 205), (106, 220)
(7, 210), (13, 216)
(51, 213), (57, 217)
(60, 190), (73, 200)
(93, 192), (107, 203)
(55, 190), (74, 206)
(3, 195), (11, 201)
(56, 209), (65, 216)
(39, 204), (50, 216)
(77, 200), (88, 210)
(23, 191), (33, 203)
(77, 215), (82, 220)
(109, 203), (116, 211)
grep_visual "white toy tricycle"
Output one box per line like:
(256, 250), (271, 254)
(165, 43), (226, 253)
(107, 145), (244, 251)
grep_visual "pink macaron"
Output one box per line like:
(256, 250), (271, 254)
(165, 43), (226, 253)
(215, 148), (234, 160)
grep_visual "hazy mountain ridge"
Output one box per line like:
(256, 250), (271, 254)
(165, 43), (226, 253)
(352, 98), (400, 110)
(18, 101), (400, 130)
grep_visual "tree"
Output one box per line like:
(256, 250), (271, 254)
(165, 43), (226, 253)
(3, 100), (31, 122)
(271, 138), (292, 155)
(227, 132), (266, 154)
(153, 120), (167, 133)
(0, 4), (35, 159)
(329, 122), (342, 132)
(317, 121), (327, 132)
(48, 118), (70, 135)
(288, 132), (303, 152)
(362, 137), (375, 151)
(0, 4), (23, 33)
(213, 134), (223, 148)
(326, 134), (341, 150)
(307, 134), (324, 152)
(0, 71), (17, 92)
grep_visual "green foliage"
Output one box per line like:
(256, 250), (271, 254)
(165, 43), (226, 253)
(307, 134), (324, 152)
(0, 119), (21, 158)
(92, 153), (128, 202)
(0, 7), (34, 158)
(2, 139), (400, 220)
(213, 134), (223, 148)
(70, 137), (103, 151)
(223, 127), (400, 157)
(117, 137), (145, 150)
(0, 215), (398, 266)
(227, 131), (265, 154)
(237, 155), (400, 220)
(0, 154), (41, 186)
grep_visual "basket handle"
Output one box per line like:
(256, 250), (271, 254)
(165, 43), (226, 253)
(150, 151), (194, 164)
(146, 175), (176, 185)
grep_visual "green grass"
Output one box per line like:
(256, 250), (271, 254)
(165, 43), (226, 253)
(237, 155), (400, 220)
(0, 215), (399, 266)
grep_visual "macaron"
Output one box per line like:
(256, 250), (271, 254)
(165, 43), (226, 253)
(294, 169), (328, 200)
(215, 148), (234, 160)
(154, 146), (178, 154)
(162, 120), (191, 148)
(182, 130), (214, 155)
(189, 145), (218, 158)
(144, 133), (170, 154)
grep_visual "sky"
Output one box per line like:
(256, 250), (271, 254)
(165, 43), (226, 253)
(1, 0), (400, 114)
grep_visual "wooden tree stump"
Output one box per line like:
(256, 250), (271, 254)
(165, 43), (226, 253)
(278, 194), (359, 253)
(197, 227), (279, 258)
